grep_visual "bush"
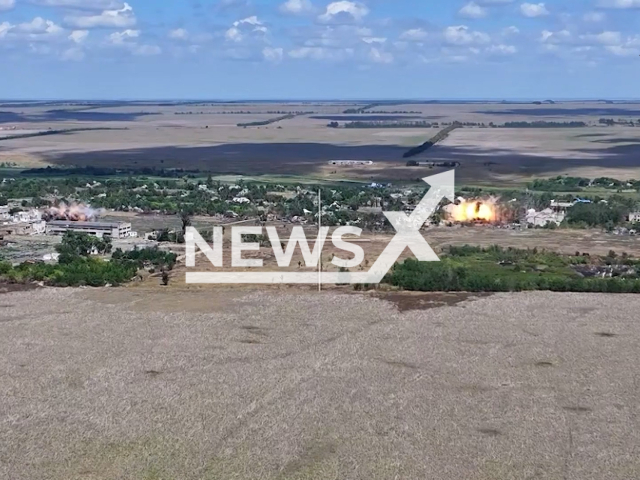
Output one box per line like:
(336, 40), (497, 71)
(0, 242), (176, 288)
(383, 246), (640, 293)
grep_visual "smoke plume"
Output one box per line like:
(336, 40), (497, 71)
(44, 203), (104, 222)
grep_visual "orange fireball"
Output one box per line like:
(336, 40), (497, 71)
(447, 199), (498, 222)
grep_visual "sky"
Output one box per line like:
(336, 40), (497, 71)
(0, 0), (639, 99)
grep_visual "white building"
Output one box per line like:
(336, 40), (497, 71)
(46, 221), (133, 239)
(328, 160), (373, 166)
(525, 208), (565, 227)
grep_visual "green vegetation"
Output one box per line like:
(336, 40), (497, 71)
(175, 110), (315, 115)
(501, 121), (587, 128)
(328, 120), (591, 129)
(0, 127), (123, 142)
(566, 201), (631, 228)
(403, 124), (461, 158)
(21, 165), (202, 178)
(385, 245), (640, 293)
(0, 175), (410, 226)
(331, 120), (437, 129)
(528, 176), (637, 192)
(237, 114), (301, 127)
(598, 118), (637, 126)
(342, 103), (382, 114)
(0, 232), (176, 287)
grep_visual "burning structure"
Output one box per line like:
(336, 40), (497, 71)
(43, 203), (104, 222)
(43, 202), (134, 239)
(444, 197), (502, 223)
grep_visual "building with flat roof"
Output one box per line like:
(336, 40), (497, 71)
(328, 160), (373, 166)
(46, 221), (132, 239)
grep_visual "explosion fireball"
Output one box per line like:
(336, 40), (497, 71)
(447, 198), (498, 222)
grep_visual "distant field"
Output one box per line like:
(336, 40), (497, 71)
(426, 127), (640, 185)
(1, 101), (640, 185)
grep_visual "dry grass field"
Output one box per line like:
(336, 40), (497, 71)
(2, 286), (640, 479)
(2, 101), (640, 185)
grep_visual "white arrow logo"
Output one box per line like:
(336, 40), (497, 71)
(186, 170), (455, 284)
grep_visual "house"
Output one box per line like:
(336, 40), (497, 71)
(628, 212), (640, 223)
(525, 208), (565, 227)
(550, 200), (575, 212)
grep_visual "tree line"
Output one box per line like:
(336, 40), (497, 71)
(0, 232), (177, 287)
(384, 246), (640, 293)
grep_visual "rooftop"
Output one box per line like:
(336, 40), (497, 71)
(47, 221), (129, 228)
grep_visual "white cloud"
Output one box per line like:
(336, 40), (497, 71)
(368, 47), (393, 63)
(540, 29), (571, 43)
(169, 28), (188, 40)
(362, 36), (386, 44)
(30, 0), (122, 9)
(61, 46), (85, 61)
(459, 2), (487, 18)
(538, 28), (640, 59)
(69, 30), (88, 43)
(14, 17), (64, 35)
(487, 43), (517, 54)
(133, 44), (161, 55)
(107, 28), (139, 45)
(0, 17), (68, 42)
(65, 2), (136, 29)
(443, 25), (490, 45)
(589, 31), (622, 45)
(225, 16), (267, 43)
(597, 0), (640, 8)
(607, 45), (639, 55)
(225, 26), (242, 42)
(298, 25), (378, 51)
(318, 1), (369, 23)
(279, 0), (314, 15)
(601, 34), (640, 56)
(399, 28), (428, 41)
(503, 26), (520, 35)
(0, 0), (15, 11)
(0, 22), (12, 38)
(263, 46), (284, 62)
(520, 2), (549, 17)
(288, 46), (354, 60)
(583, 11), (605, 22)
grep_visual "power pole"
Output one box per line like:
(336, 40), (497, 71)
(318, 188), (322, 292)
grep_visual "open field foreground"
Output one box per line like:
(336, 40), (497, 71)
(1, 288), (639, 479)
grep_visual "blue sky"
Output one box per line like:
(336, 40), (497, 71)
(1, 0), (639, 99)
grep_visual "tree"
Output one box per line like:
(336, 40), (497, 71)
(161, 270), (170, 286)
(55, 232), (112, 261)
(179, 210), (193, 235)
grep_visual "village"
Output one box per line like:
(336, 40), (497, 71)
(2, 173), (640, 267)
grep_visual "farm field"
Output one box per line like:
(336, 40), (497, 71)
(1, 101), (640, 185)
(1, 286), (639, 479)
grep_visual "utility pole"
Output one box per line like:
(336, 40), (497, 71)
(318, 188), (322, 292)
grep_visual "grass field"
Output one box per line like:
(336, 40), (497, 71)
(2, 286), (639, 479)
